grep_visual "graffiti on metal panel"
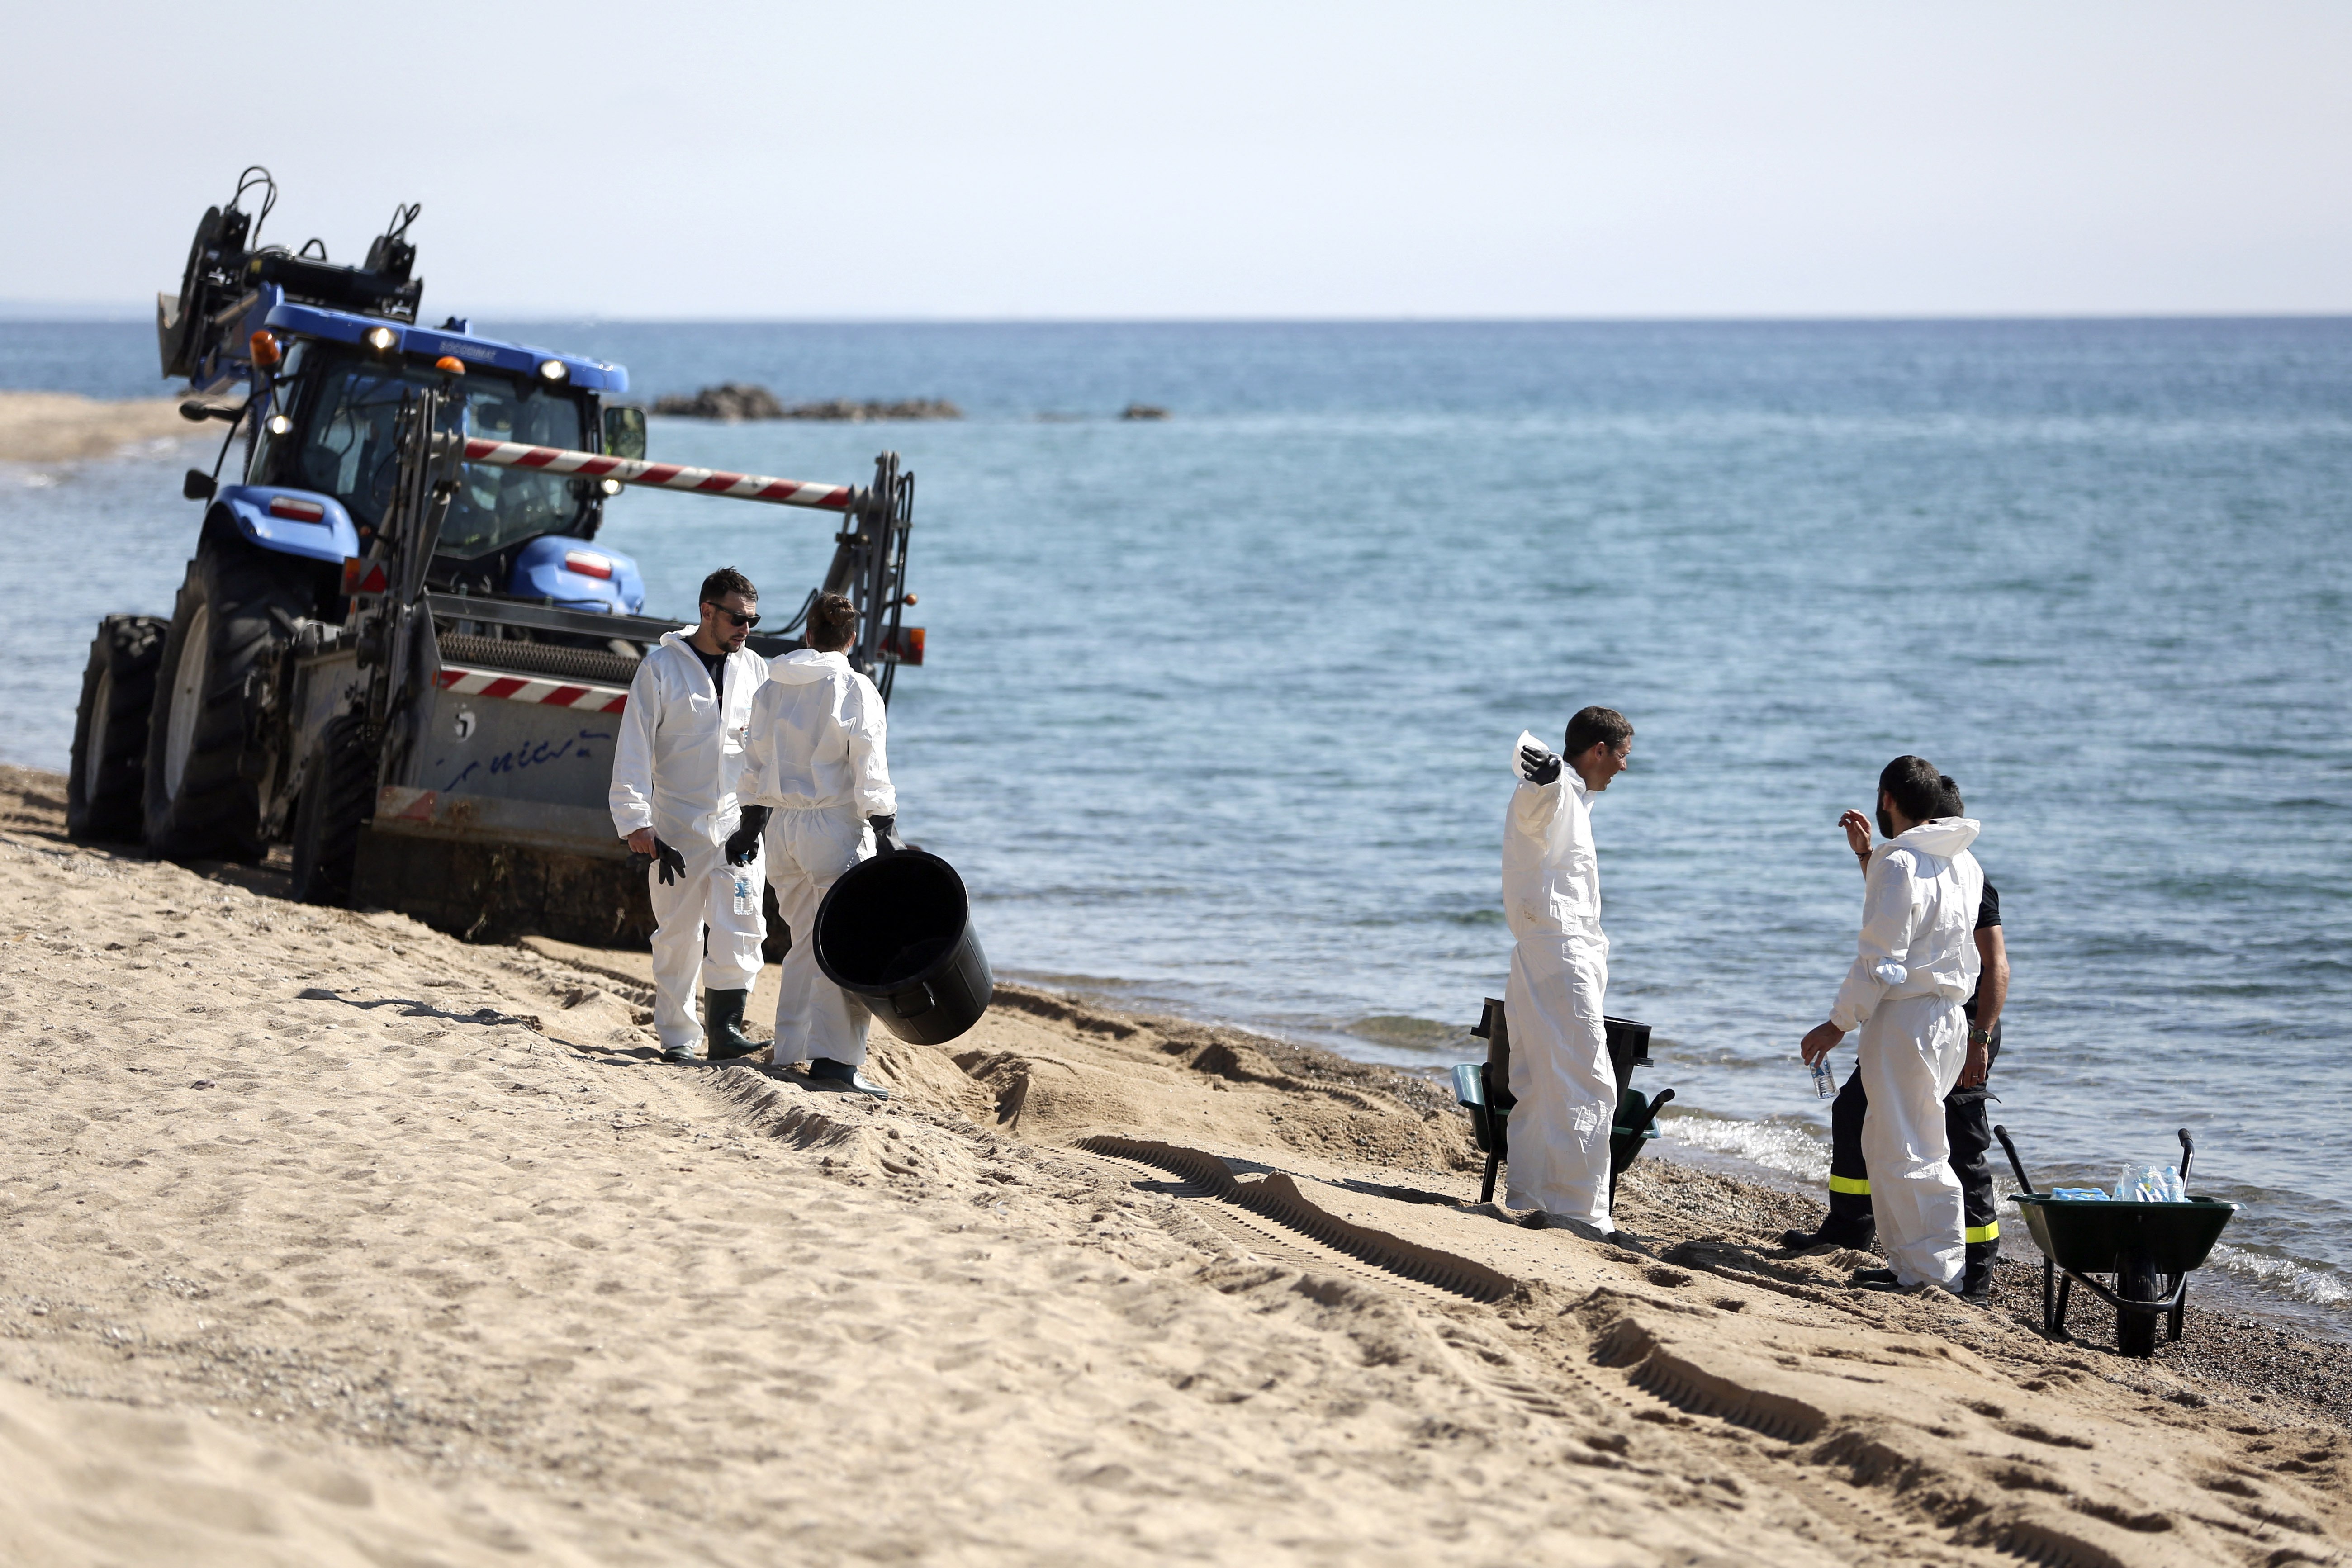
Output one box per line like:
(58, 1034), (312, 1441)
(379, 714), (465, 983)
(437, 729), (615, 793)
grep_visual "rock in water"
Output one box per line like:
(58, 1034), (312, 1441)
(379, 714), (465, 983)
(781, 398), (963, 422)
(650, 385), (962, 422)
(650, 383), (786, 420)
(1120, 403), (1171, 421)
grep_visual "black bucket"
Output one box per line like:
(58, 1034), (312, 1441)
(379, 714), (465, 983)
(811, 849), (993, 1046)
(1603, 1015), (1651, 1101)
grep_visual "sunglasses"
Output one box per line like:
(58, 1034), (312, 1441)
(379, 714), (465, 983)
(703, 602), (760, 629)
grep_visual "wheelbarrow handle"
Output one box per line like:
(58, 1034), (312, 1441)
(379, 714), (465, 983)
(2177, 1127), (2194, 1183)
(1993, 1124), (2038, 1197)
(1619, 1086), (1675, 1139)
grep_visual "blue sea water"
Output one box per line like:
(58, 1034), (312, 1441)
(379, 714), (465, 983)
(5, 317), (2349, 1329)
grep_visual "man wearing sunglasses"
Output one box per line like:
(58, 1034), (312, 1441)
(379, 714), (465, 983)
(610, 567), (773, 1063)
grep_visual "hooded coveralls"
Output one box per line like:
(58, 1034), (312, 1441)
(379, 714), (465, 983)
(739, 649), (896, 1067)
(608, 630), (770, 1056)
(1500, 730), (1617, 1232)
(1818, 881), (2003, 1291)
(1829, 818), (1985, 1290)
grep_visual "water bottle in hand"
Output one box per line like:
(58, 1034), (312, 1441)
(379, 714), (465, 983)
(732, 871), (755, 917)
(1808, 1056), (1835, 1098)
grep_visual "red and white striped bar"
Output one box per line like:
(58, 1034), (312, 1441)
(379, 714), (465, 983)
(436, 664), (629, 714)
(458, 436), (858, 512)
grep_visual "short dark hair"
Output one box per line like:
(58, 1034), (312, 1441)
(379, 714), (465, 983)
(807, 592), (858, 652)
(1564, 706), (1634, 758)
(1880, 755), (1958, 822)
(700, 566), (756, 605)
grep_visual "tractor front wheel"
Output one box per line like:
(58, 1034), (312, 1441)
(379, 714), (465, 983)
(289, 714), (378, 905)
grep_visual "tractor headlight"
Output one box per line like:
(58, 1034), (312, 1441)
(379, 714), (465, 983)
(601, 478), (623, 495)
(537, 359), (569, 382)
(363, 325), (398, 353)
(266, 414), (293, 436)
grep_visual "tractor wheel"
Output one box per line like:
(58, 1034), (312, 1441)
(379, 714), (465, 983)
(66, 615), (167, 842)
(2116, 1248), (2162, 1358)
(142, 537), (320, 860)
(289, 714), (378, 905)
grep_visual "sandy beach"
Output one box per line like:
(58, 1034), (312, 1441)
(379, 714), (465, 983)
(0, 763), (2345, 1567)
(0, 393), (203, 465)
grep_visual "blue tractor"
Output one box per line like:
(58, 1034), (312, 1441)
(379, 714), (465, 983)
(68, 169), (920, 947)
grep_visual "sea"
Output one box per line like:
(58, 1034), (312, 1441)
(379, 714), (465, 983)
(5, 317), (2348, 1336)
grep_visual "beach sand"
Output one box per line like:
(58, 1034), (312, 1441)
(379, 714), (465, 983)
(1, 762), (2345, 1566)
(0, 392), (204, 465)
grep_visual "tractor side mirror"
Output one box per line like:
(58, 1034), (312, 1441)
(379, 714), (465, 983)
(183, 469), (217, 502)
(602, 405), (647, 461)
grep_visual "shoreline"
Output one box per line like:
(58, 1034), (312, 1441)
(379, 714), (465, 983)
(2, 761), (2347, 1563)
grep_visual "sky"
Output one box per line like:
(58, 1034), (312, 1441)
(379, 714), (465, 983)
(4, 0), (2349, 319)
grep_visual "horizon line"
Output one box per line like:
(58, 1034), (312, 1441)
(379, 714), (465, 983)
(4, 307), (2352, 327)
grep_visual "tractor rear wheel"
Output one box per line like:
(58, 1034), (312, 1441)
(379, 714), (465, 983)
(142, 537), (321, 860)
(290, 714), (377, 905)
(67, 615), (167, 842)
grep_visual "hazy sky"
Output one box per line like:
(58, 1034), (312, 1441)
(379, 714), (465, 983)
(7, 1), (2349, 318)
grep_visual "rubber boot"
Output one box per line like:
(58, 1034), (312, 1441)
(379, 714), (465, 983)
(704, 989), (762, 1061)
(1783, 1066), (1878, 1250)
(807, 1057), (889, 1099)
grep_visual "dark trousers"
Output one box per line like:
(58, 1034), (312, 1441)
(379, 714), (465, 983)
(1821, 1028), (2001, 1290)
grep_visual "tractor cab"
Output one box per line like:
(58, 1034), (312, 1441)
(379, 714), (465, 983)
(161, 166), (645, 616)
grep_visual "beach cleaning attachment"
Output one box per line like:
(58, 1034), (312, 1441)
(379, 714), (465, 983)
(442, 432), (920, 696)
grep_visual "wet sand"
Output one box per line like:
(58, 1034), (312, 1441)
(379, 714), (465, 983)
(0, 391), (203, 464)
(1, 763), (2345, 1566)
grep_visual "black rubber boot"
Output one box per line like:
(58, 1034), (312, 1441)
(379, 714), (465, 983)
(807, 1057), (889, 1099)
(704, 989), (762, 1061)
(1785, 1065), (1878, 1250)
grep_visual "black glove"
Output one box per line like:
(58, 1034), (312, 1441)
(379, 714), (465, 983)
(1518, 745), (1563, 786)
(725, 805), (770, 866)
(647, 836), (687, 884)
(869, 814), (906, 854)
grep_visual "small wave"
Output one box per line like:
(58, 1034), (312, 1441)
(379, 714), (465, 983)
(1659, 1112), (1830, 1184)
(2204, 1243), (2352, 1310)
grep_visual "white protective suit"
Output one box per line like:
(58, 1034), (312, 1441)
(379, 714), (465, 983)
(1500, 730), (1618, 1232)
(1829, 817), (1986, 1289)
(607, 630), (770, 1055)
(739, 649), (897, 1066)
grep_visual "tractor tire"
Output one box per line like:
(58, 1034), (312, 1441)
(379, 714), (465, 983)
(66, 615), (167, 842)
(289, 714), (377, 906)
(142, 538), (320, 860)
(2116, 1248), (2162, 1359)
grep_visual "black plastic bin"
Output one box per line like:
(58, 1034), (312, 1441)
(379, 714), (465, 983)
(811, 849), (993, 1046)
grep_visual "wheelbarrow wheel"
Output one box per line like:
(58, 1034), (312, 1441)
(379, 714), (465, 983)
(2117, 1247), (2161, 1358)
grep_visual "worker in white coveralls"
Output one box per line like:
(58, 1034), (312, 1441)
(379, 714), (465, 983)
(609, 567), (772, 1064)
(1503, 705), (1635, 1238)
(1800, 755), (1984, 1295)
(739, 592), (899, 1100)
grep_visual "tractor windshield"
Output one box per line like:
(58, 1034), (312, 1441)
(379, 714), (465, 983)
(292, 354), (590, 557)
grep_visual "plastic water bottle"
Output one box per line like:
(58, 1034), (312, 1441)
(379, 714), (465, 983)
(732, 871), (755, 917)
(1807, 1056), (1835, 1098)
(2114, 1163), (2184, 1202)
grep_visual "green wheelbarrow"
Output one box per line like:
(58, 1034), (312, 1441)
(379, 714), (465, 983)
(1994, 1125), (2239, 1358)
(1453, 999), (1671, 1208)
